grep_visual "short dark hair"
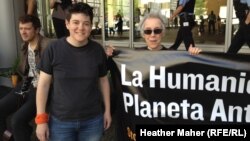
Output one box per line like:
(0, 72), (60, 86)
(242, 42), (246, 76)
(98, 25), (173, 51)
(66, 2), (94, 24)
(18, 15), (41, 30)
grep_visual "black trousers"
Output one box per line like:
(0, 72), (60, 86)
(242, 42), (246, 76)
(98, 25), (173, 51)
(170, 15), (195, 51)
(52, 17), (69, 38)
(208, 20), (216, 33)
(227, 24), (250, 54)
(0, 84), (36, 141)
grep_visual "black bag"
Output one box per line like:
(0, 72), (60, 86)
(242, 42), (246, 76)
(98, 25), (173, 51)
(2, 130), (14, 141)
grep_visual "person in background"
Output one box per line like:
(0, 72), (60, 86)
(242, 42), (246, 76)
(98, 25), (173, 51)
(227, 0), (250, 54)
(50, 0), (73, 38)
(106, 11), (201, 56)
(116, 15), (123, 37)
(208, 10), (216, 34)
(0, 15), (51, 141)
(35, 2), (111, 141)
(217, 15), (221, 34)
(198, 15), (205, 36)
(25, 0), (38, 16)
(169, 0), (196, 51)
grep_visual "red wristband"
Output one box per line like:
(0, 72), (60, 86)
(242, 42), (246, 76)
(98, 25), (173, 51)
(35, 113), (49, 124)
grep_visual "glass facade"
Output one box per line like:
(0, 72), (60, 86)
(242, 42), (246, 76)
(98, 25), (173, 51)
(38, 0), (250, 53)
(104, 0), (130, 41)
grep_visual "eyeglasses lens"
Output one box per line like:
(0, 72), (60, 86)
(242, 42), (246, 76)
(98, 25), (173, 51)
(144, 29), (162, 35)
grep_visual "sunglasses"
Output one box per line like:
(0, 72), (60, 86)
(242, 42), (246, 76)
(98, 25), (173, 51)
(144, 29), (163, 35)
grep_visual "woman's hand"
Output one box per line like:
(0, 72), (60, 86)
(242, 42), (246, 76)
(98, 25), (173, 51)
(106, 45), (115, 57)
(36, 123), (49, 141)
(188, 44), (202, 55)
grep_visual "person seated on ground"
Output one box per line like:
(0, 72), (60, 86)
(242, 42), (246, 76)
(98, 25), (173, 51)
(106, 11), (202, 56)
(0, 15), (51, 141)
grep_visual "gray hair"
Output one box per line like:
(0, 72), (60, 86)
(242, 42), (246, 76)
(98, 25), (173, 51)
(139, 11), (167, 37)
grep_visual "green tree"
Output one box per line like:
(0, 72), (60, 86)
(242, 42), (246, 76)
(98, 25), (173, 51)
(195, 0), (207, 17)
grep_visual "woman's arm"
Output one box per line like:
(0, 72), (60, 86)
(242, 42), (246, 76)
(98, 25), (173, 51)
(26, 0), (36, 15)
(99, 75), (112, 130)
(36, 71), (52, 141)
(36, 71), (51, 115)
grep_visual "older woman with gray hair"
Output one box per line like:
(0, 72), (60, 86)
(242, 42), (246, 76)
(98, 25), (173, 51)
(106, 11), (201, 55)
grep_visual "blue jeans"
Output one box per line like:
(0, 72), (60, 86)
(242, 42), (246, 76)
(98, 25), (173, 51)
(49, 115), (104, 141)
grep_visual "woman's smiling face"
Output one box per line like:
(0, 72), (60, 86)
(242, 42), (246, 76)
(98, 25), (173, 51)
(66, 13), (92, 45)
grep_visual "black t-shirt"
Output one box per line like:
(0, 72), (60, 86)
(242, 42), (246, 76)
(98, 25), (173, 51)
(39, 38), (108, 121)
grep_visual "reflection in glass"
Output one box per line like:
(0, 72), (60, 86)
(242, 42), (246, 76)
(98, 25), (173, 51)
(38, 0), (102, 40)
(104, 0), (130, 41)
